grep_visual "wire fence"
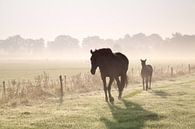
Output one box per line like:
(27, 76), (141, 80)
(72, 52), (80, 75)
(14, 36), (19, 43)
(0, 63), (194, 105)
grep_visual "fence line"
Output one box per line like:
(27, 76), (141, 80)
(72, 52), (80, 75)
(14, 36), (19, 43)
(0, 64), (194, 104)
(59, 75), (64, 103)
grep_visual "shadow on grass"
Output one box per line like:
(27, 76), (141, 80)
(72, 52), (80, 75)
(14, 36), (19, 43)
(100, 99), (161, 129)
(152, 90), (171, 98)
(123, 90), (142, 98)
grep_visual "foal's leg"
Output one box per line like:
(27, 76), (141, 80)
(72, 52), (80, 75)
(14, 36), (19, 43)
(146, 77), (149, 91)
(102, 77), (108, 102)
(149, 76), (152, 89)
(108, 77), (114, 102)
(142, 77), (145, 90)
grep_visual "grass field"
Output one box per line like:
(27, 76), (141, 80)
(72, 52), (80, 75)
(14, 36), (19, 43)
(0, 59), (193, 81)
(0, 60), (89, 81)
(0, 72), (194, 129)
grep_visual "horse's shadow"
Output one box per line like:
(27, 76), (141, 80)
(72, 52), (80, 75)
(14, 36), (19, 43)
(100, 99), (161, 129)
(152, 90), (171, 98)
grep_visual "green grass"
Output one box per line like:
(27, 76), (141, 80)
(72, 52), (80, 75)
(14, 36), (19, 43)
(0, 73), (195, 129)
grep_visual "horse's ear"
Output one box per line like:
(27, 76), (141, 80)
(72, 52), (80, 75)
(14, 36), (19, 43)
(90, 49), (94, 54)
(145, 59), (147, 61)
(140, 59), (143, 61)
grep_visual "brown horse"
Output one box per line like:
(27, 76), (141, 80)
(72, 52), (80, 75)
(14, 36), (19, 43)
(141, 59), (153, 91)
(90, 48), (129, 102)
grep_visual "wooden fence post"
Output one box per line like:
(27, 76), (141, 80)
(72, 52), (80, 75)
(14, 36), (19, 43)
(171, 67), (173, 77)
(2, 81), (6, 100)
(59, 75), (63, 103)
(64, 75), (66, 90)
(188, 64), (191, 74)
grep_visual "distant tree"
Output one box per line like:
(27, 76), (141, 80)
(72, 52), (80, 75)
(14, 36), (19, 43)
(46, 35), (80, 58)
(82, 36), (105, 49)
(1, 33), (195, 59)
(113, 43), (122, 52)
(0, 35), (45, 57)
(47, 35), (80, 51)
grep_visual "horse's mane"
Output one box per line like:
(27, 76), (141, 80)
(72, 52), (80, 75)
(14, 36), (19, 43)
(94, 48), (113, 56)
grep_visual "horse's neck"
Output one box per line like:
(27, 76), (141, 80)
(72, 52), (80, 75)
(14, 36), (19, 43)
(142, 65), (147, 69)
(98, 56), (112, 68)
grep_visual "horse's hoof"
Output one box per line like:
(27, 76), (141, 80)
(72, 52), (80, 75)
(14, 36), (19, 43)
(109, 97), (114, 102)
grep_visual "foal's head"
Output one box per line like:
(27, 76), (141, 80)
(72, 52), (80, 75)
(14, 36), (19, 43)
(140, 59), (147, 67)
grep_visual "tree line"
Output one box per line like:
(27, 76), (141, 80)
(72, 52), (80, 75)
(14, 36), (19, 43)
(0, 33), (195, 59)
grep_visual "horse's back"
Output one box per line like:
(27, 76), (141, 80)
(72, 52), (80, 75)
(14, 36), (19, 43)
(145, 65), (153, 76)
(97, 50), (129, 77)
(147, 65), (153, 75)
(141, 65), (153, 77)
(115, 52), (129, 70)
(115, 53), (129, 63)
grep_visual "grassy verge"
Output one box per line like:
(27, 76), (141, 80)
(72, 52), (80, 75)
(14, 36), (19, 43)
(0, 74), (195, 129)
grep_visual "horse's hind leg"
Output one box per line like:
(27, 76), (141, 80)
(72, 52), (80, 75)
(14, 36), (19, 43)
(115, 77), (121, 100)
(108, 77), (114, 102)
(102, 77), (108, 102)
(120, 74), (127, 98)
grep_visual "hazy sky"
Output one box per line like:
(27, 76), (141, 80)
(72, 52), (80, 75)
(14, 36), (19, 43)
(0, 0), (195, 41)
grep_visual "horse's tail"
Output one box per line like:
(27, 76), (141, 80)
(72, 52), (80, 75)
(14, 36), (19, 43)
(121, 73), (128, 88)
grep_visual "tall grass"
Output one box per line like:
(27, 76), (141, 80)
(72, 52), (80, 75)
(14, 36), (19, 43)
(0, 64), (194, 106)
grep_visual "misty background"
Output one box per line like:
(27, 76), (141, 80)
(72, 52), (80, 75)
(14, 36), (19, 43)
(0, 0), (195, 60)
(0, 33), (195, 60)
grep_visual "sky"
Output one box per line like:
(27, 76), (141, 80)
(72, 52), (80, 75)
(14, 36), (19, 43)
(0, 0), (195, 41)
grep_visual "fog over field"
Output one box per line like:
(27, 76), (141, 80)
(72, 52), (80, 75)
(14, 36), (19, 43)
(0, 1), (195, 129)
(1, 0), (195, 61)
(0, 33), (195, 60)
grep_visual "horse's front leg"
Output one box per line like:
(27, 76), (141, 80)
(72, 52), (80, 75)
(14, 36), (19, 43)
(102, 76), (108, 102)
(108, 77), (114, 103)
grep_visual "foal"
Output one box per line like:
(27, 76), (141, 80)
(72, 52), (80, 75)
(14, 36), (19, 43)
(141, 59), (153, 91)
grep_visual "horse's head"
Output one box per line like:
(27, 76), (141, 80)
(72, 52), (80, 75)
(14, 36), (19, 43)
(90, 48), (113, 75)
(140, 59), (147, 66)
(90, 49), (99, 75)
